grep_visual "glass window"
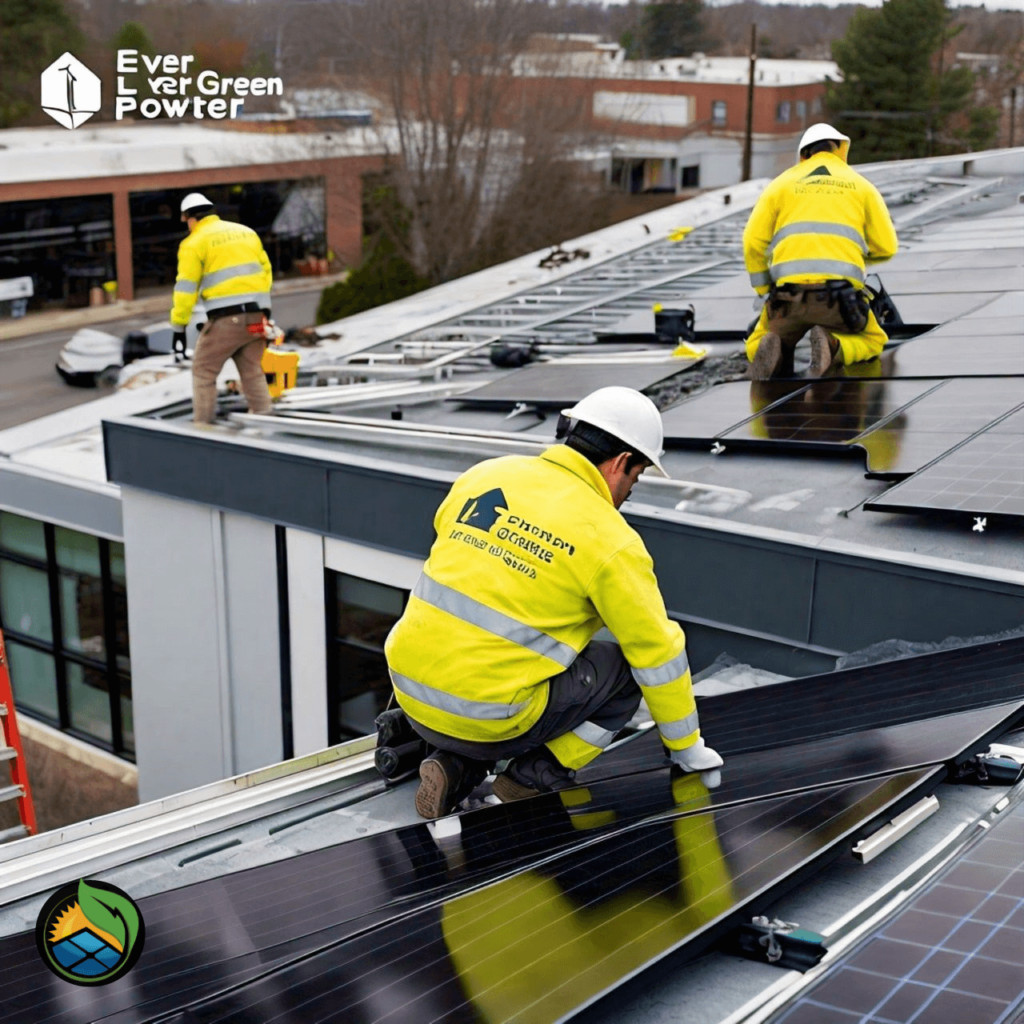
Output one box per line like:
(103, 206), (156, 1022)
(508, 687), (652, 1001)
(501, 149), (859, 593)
(812, 97), (823, 115)
(796, 100), (807, 121)
(328, 571), (408, 740)
(55, 527), (102, 576)
(66, 661), (113, 744)
(119, 676), (134, 753)
(0, 513), (46, 562)
(711, 100), (727, 126)
(6, 641), (59, 719)
(109, 541), (126, 584)
(0, 523), (133, 759)
(776, 101), (792, 123)
(60, 572), (105, 659)
(334, 574), (405, 646)
(0, 561), (52, 642)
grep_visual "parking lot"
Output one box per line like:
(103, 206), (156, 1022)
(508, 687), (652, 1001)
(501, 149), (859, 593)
(0, 289), (323, 431)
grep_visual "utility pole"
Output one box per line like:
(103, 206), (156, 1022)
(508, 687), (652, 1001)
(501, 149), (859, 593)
(1011, 85), (1017, 149)
(742, 24), (757, 181)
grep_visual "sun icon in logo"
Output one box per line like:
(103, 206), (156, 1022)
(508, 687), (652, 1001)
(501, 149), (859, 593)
(35, 879), (144, 986)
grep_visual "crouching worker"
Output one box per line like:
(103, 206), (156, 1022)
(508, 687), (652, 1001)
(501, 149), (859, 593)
(743, 123), (898, 380)
(383, 386), (723, 819)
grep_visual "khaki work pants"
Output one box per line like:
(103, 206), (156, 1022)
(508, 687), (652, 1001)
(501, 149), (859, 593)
(745, 285), (888, 367)
(191, 312), (273, 424)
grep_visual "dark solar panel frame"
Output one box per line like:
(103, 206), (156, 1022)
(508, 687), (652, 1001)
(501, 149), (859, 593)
(865, 404), (1024, 522)
(774, 797), (1024, 1024)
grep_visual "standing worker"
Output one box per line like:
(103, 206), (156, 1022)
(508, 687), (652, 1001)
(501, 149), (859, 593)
(383, 386), (723, 819)
(170, 192), (274, 423)
(743, 123), (898, 380)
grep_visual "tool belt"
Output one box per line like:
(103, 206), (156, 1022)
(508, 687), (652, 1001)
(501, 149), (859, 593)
(772, 281), (869, 332)
(207, 301), (266, 321)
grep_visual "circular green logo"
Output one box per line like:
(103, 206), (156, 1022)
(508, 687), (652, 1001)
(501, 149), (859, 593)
(35, 879), (145, 986)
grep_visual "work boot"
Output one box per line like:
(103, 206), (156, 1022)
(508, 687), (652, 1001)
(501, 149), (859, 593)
(415, 750), (486, 819)
(808, 326), (841, 377)
(749, 333), (783, 381)
(492, 747), (575, 803)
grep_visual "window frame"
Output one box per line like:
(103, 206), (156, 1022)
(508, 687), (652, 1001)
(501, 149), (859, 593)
(325, 569), (410, 744)
(0, 515), (132, 759)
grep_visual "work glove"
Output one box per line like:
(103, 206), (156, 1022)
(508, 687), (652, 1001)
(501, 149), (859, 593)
(670, 737), (724, 773)
(172, 330), (187, 361)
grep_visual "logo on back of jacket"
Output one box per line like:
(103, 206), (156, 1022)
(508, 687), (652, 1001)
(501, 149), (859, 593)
(796, 163), (856, 194)
(452, 488), (575, 580)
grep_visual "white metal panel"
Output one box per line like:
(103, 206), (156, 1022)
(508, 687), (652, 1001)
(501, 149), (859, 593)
(323, 536), (423, 590)
(594, 91), (694, 127)
(286, 528), (329, 756)
(222, 512), (283, 774)
(121, 487), (232, 802)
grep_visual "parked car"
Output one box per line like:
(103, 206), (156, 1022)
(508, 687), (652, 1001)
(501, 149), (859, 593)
(56, 308), (206, 387)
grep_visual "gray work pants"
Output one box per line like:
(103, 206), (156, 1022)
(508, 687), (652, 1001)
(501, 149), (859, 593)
(191, 312), (273, 424)
(407, 641), (642, 764)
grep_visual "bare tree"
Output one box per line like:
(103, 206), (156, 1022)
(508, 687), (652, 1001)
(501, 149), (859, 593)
(325, 0), (613, 285)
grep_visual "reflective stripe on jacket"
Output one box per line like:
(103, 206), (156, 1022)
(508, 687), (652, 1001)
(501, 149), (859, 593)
(743, 151), (897, 296)
(384, 444), (702, 764)
(170, 215), (273, 326)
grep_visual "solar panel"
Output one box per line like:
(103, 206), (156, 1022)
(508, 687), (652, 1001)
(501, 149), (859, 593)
(451, 363), (694, 408)
(593, 637), (1024, 778)
(926, 316), (1022, 338)
(930, 246), (1024, 270)
(661, 380), (810, 443)
(975, 290), (1024, 318)
(865, 421), (1024, 522)
(115, 772), (942, 1024)
(856, 379), (1024, 478)
(722, 379), (937, 448)
(776, 798), (1024, 1024)
(2, 674), (1020, 1022)
(871, 267), (1023, 295)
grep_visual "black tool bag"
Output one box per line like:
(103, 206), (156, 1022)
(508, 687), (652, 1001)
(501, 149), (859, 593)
(865, 274), (904, 328)
(654, 306), (696, 344)
(825, 280), (870, 332)
(374, 707), (428, 783)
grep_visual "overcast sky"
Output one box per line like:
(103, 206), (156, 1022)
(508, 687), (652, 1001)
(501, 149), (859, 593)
(602, 0), (1024, 8)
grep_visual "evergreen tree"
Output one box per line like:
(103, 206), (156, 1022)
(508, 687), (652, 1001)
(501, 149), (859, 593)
(0, 0), (83, 128)
(631, 1), (709, 60)
(828, 0), (991, 161)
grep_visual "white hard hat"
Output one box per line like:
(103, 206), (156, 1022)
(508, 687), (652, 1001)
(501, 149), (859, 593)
(180, 192), (213, 214)
(798, 123), (850, 160)
(562, 386), (668, 477)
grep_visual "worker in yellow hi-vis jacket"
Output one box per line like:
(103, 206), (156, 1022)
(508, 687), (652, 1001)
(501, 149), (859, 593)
(170, 192), (274, 423)
(384, 386), (723, 819)
(743, 123), (898, 380)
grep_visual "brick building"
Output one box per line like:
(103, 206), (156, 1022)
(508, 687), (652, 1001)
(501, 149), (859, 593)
(0, 122), (383, 309)
(513, 38), (837, 190)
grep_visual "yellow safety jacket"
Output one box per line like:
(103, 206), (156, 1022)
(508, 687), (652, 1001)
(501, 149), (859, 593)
(170, 215), (273, 327)
(743, 150), (898, 296)
(384, 445), (702, 770)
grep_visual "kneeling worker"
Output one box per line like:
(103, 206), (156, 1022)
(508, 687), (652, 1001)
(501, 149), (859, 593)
(744, 123), (898, 380)
(384, 386), (723, 819)
(170, 192), (274, 424)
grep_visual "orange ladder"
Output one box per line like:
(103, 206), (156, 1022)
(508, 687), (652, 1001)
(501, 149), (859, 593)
(0, 628), (37, 841)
